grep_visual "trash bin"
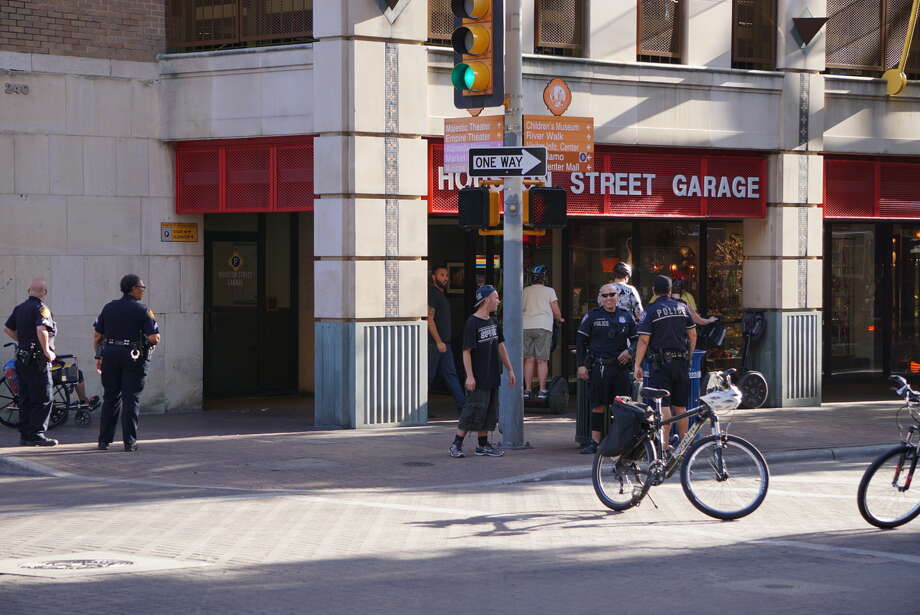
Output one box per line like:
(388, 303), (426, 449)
(575, 378), (592, 446)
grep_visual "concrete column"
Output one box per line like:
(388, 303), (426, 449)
(312, 1), (428, 427)
(742, 0), (826, 406)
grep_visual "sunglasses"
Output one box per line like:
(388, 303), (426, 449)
(135, 285), (146, 290)
(600, 292), (617, 298)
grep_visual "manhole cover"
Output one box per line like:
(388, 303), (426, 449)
(21, 559), (134, 571)
(0, 551), (209, 578)
(403, 461), (434, 467)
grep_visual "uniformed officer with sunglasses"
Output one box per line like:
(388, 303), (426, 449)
(576, 283), (637, 454)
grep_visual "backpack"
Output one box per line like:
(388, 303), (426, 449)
(742, 310), (767, 343)
(697, 319), (726, 350)
(598, 398), (649, 457)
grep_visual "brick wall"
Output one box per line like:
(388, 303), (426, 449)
(0, 0), (165, 62)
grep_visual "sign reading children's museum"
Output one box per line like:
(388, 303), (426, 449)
(427, 142), (766, 218)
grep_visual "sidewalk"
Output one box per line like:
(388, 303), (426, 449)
(0, 399), (906, 493)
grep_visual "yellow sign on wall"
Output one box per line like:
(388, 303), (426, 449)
(160, 222), (198, 243)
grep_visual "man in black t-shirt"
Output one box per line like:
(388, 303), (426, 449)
(449, 285), (516, 458)
(428, 266), (465, 412)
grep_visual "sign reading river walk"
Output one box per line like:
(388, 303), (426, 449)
(524, 115), (594, 174)
(468, 146), (547, 177)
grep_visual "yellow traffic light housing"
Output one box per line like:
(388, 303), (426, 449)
(451, 0), (504, 109)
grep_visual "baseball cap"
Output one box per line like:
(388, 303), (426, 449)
(653, 275), (672, 295)
(474, 284), (497, 307)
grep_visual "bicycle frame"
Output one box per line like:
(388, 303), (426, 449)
(645, 398), (722, 480)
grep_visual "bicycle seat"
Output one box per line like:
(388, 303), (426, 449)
(642, 387), (670, 400)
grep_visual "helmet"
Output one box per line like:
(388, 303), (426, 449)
(613, 261), (632, 278)
(700, 385), (742, 412)
(531, 264), (548, 282)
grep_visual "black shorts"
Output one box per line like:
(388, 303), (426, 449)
(589, 363), (631, 408)
(648, 359), (689, 407)
(458, 388), (499, 432)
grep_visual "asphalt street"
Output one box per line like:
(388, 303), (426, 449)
(0, 457), (916, 614)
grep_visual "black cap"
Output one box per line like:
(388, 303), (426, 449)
(653, 275), (672, 296)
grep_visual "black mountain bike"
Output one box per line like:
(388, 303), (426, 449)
(0, 342), (93, 430)
(856, 375), (920, 529)
(592, 368), (770, 520)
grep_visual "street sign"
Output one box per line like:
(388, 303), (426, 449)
(469, 146), (547, 177)
(444, 115), (504, 173)
(524, 115), (594, 173)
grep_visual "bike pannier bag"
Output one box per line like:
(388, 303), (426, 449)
(598, 399), (647, 457)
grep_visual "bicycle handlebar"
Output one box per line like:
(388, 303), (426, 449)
(3, 342), (14, 348)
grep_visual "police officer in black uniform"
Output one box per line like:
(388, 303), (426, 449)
(576, 283), (637, 454)
(634, 275), (697, 441)
(93, 274), (160, 452)
(3, 278), (59, 446)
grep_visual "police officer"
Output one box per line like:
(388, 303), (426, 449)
(2, 278), (59, 446)
(93, 274), (160, 452)
(576, 283), (637, 454)
(633, 275), (697, 441)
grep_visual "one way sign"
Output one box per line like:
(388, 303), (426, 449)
(468, 146), (547, 177)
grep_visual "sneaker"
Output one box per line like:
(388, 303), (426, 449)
(522, 390), (531, 401)
(579, 441), (598, 454)
(87, 395), (100, 410)
(475, 443), (504, 457)
(537, 389), (549, 400)
(448, 444), (465, 458)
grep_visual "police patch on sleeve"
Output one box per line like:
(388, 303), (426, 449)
(39, 306), (51, 319)
(147, 309), (156, 320)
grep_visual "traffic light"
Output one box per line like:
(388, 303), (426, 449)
(451, 0), (504, 109)
(458, 185), (501, 230)
(526, 186), (567, 229)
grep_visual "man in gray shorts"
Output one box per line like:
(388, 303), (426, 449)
(521, 265), (563, 400)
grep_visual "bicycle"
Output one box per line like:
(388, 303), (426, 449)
(0, 342), (96, 430)
(592, 368), (770, 520)
(856, 375), (920, 529)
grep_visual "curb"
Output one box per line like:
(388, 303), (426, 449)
(0, 443), (897, 490)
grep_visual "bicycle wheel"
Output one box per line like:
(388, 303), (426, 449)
(738, 371), (768, 409)
(0, 376), (21, 429)
(681, 434), (770, 520)
(592, 439), (655, 511)
(857, 444), (920, 529)
(48, 384), (70, 429)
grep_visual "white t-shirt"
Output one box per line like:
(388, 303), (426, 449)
(522, 284), (558, 331)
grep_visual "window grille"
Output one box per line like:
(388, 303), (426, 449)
(534, 0), (584, 57)
(826, 0), (920, 77)
(638, 0), (682, 63)
(167, 0), (313, 53)
(732, 0), (776, 70)
(428, 0), (453, 46)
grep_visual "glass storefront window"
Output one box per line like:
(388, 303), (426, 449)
(637, 222), (701, 306)
(891, 225), (920, 374)
(829, 224), (882, 375)
(706, 222), (744, 370)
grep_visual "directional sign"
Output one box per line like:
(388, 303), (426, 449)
(468, 146), (547, 177)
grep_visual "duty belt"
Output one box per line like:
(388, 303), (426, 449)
(105, 339), (134, 346)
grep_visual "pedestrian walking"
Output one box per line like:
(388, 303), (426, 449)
(2, 278), (59, 446)
(633, 275), (697, 443)
(93, 274), (160, 452)
(576, 283), (637, 454)
(448, 284), (515, 458)
(522, 265), (563, 401)
(611, 261), (643, 322)
(428, 265), (465, 413)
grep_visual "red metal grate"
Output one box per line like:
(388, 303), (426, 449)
(176, 136), (314, 214)
(824, 159), (876, 218)
(705, 156), (767, 218)
(177, 149), (220, 213)
(880, 162), (920, 218)
(277, 144), (314, 211)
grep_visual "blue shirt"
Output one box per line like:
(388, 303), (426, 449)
(637, 296), (695, 353)
(577, 307), (637, 359)
(94, 295), (159, 341)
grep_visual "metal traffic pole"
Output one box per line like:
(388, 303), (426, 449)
(499, 0), (527, 449)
